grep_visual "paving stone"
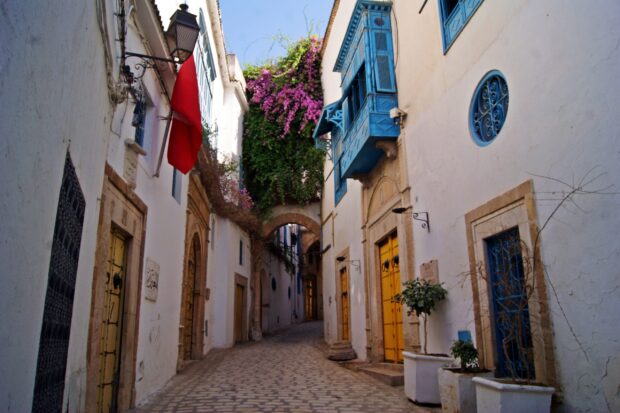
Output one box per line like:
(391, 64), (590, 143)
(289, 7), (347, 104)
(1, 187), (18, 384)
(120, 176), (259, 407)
(132, 322), (438, 413)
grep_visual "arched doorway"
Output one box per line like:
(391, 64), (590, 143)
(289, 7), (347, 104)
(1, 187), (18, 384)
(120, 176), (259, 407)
(179, 234), (203, 362)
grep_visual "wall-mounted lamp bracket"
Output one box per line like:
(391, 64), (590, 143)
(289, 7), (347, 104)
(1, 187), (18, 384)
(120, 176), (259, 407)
(392, 207), (431, 233)
(412, 211), (430, 232)
(336, 256), (361, 272)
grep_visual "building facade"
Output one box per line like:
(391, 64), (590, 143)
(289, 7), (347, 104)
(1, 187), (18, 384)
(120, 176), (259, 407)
(317, 0), (620, 411)
(0, 0), (251, 411)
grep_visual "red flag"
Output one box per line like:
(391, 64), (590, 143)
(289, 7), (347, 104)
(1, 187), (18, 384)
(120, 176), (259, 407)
(167, 55), (202, 174)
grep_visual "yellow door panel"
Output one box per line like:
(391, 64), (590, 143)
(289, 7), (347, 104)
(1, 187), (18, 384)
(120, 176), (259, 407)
(340, 267), (350, 341)
(379, 233), (404, 362)
(98, 231), (127, 413)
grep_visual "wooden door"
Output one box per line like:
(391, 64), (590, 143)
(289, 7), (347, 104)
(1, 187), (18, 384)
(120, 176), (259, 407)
(304, 279), (315, 320)
(340, 267), (350, 341)
(97, 230), (127, 412)
(380, 233), (404, 362)
(181, 237), (199, 360)
(234, 283), (245, 342)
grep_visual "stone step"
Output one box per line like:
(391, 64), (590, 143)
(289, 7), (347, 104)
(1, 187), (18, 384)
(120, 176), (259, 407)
(327, 341), (357, 361)
(358, 365), (404, 387)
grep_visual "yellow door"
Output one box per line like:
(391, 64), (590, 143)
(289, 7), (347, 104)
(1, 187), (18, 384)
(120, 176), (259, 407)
(340, 267), (350, 341)
(234, 284), (244, 342)
(181, 238), (198, 360)
(304, 279), (315, 320)
(97, 231), (127, 413)
(380, 233), (404, 362)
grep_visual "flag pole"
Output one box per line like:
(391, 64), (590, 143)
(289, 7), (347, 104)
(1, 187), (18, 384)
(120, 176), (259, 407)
(154, 109), (173, 177)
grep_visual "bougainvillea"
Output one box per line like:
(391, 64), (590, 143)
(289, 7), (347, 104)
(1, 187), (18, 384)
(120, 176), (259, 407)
(243, 36), (326, 213)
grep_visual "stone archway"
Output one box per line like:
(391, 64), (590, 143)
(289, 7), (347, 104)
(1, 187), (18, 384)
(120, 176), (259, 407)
(261, 203), (321, 238)
(250, 202), (321, 340)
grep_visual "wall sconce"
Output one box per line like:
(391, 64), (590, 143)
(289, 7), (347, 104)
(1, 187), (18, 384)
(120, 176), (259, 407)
(124, 4), (200, 80)
(336, 256), (361, 272)
(392, 206), (431, 233)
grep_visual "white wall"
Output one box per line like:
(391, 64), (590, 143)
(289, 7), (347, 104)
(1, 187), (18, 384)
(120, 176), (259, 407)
(394, 0), (620, 411)
(0, 1), (114, 411)
(320, 0), (368, 360)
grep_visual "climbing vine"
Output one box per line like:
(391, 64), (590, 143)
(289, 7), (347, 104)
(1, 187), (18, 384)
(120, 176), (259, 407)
(242, 36), (325, 214)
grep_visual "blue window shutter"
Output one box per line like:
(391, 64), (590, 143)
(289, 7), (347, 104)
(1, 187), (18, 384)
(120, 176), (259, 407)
(372, 31), (396, 93)
(342, 97), (350, 129)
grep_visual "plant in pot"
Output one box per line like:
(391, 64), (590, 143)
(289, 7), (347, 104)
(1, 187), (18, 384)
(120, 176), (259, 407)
(395, 278), (450, 405)
(437, 339), (492, 413)
(472, 238), (555, 413)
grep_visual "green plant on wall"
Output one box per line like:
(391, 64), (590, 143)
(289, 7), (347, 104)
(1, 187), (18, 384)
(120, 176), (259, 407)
(450, 339), (479, 371)
(242, 36), (325, 214)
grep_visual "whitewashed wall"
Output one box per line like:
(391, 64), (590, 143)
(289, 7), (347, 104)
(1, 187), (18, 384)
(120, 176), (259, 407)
(0, 1), (117, 411)
(394, 0), (620, 411)
(319, 0), (368, 360)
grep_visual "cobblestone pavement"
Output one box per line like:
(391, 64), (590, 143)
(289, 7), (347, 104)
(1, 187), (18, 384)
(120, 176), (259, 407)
(133, 321), (438, 413)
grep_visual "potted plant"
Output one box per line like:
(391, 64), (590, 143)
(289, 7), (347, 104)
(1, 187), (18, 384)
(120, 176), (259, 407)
(395, 278), (450, 405)
(437, 339), (492, 413)
(472, 240), (555, 413)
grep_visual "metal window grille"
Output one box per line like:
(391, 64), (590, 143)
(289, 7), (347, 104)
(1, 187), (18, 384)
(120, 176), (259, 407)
(32, 152), (85, 412)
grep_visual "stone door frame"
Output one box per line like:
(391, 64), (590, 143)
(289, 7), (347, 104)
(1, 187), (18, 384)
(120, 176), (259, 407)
(86, 164), (147, 412)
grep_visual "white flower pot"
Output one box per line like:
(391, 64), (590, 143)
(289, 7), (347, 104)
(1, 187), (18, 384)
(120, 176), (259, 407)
(437, 368), (493, 413)
(473, 376), (554, 413)
(403, 351), (452, 405)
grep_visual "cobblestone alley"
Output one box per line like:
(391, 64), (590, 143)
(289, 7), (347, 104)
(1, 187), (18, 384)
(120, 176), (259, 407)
(133, 322), (437, 413)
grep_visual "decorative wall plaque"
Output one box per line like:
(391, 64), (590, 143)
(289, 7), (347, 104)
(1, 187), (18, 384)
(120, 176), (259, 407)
(145, 258), (160, 301)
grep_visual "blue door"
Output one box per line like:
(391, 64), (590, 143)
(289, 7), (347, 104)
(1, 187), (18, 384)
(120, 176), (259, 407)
(486, 227), (535, 379)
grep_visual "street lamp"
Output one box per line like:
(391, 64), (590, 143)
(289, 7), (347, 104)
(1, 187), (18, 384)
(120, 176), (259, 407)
(124, 4), (200, 72)
(165, 4), (200, 63)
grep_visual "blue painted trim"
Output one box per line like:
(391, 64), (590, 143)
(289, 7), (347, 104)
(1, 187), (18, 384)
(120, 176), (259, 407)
(439, 0), (484, 54)
(334, 0), (393, 72)
(468, 70), (509, 147)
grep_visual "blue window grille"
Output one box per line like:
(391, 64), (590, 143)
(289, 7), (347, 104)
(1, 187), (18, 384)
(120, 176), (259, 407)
(439, 0), (484, 52)
(469, 70), (509, 146)
(485, 227), (535, 380)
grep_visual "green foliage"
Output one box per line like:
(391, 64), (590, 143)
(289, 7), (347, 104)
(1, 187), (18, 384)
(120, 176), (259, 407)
(450, 339), (479, 371)
(395, 279), (448, 318)
(242, 36), (325, 214)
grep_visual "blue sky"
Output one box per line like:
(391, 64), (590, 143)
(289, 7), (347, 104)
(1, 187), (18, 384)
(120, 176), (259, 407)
(219, 0), (333, 67)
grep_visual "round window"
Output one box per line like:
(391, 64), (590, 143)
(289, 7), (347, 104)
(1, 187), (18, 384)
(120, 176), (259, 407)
(469, 70), (509, 146)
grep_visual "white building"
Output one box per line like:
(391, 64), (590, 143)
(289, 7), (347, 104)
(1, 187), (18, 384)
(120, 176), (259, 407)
(317, 0), (620, 411)
(0, 0), (251, 411)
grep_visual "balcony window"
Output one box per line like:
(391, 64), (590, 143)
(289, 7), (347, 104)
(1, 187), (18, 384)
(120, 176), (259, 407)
(313, 0), (400, 205)
(439, 0), (484, 52)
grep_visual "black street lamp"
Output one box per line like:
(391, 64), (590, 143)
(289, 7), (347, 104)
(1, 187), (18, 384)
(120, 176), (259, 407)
(124, 4), (200, 73)
(165, 4), (200, 63)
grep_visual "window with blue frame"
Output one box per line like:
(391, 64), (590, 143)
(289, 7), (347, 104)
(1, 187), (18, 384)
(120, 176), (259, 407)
(439, 0), (484, 52)
(172, 168), (182, 203)
(469, 70), (509, 146)
(313, 1), (400, 206)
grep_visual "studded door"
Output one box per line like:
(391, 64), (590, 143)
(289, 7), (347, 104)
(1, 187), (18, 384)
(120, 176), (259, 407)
(181, 237), (199, 360)
(32, 153), (85, 413)
(97, 230), (128, 413)
(380, 233), (404, 362)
